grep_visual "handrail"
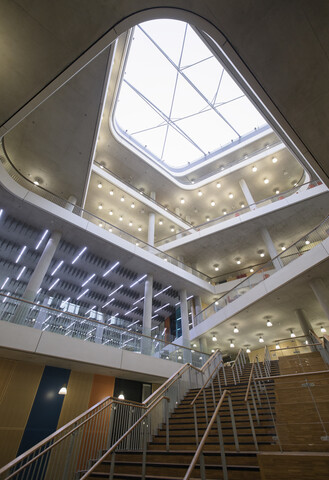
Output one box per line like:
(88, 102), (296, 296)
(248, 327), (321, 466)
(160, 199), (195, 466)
(80, 395), (170, 480)
(231, 348), (243, 370)
(183, 390), (230, 479)
(0, 395), (112, 476)
(310, 329), (324, 347)
(0, 292), (208, 358)
(190, 360), (223, 406)
(275, 334), (309, 342)
(244, 360), (256, 402)
(254, 369), (329, 381)
(270, 343), (321, 352)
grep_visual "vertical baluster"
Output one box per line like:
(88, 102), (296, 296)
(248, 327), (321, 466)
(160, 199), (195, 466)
(228, 395), (239, 452)
(247, 401), (258, 450)
(216, 412), (228, 480)
(203, 390), (208, 424)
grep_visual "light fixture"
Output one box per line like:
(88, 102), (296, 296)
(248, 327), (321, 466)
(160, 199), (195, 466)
(228, 193), (234, 199)
(276, 343), (280, 350)
(180, 198), (185, 204)
(252, 166), (257, 172)
(233, 326), (239, 334)
(212, 333), (217, 342)
(198, 191), (203, 197)
(131, 202), (135, 208)
(82, 273), (95, 287)
(193, 343), (197, 348)
(98, 204), (103, 210)
(77, 288), (89, 300)
(264, 178), (269, 184)
(240, 202), (245, 208)
(97, 182), (102, 189)
(178, 355), (182, 360)
(216, 182), (221, 189)
(72, 246), (87, 264)
(16, 266), (26, 281)
(236, 259), (241, 265)
(109, 190), (114, 196)
(99, 222), (103, 227)
(305, 340), (309, 345)
(222, 209), (227, 215)
(15, 246), (27, 263)
(158, 219), (163, 225)
(35, 230), (49, 250)
(230, 340), (235, 348)
(58, 385), (67, 395)
(259, 336), (264, 343)
(109, 228), (113, 233)
(321, 326), (327, 333)
(138, 226), (142, 231)
(249, 267), (254, 273)
(119, 216), (123, 221)
(214, 264), (219, 271)
(129, 221), (133, 227)
(33, 180), (39, 186)
(290, 329), (296, 338)
(118, 393), (125, 400)
(206, 216), (210, 222)
(305, 240), (310, 245)
(266, 318), (273, 327)
(272, 157), (278, 163)
(120, 196), (125, 202)
(259, 251), (265, 258)
(211, 349), (215, 353)
(51, 260), (64, 276)
(210, 200), (216, 207)
(130, 274), (147, 288)
(274, 188), (280, 194)
(246, 346), (251, 353)
(109, 210), (113, 215)
(170, 226), (175, 232)
(215, 301), (219, 306)
(281, 245), (286, 251)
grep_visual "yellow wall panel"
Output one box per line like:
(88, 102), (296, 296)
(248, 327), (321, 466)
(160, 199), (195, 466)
(57, 371), (93, 429)
(0, 357), (43, 467)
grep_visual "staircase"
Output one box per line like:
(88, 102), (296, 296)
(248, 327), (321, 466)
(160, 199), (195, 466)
(82, 361), (280, 479)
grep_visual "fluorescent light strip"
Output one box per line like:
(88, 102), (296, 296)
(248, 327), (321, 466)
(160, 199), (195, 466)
(175, 302), (180, 306)
(114, 313), (119, 317)
(48, 278), (60, 291)
(64, 297), (71, 303)
(187, 295), (193, 300)
(123, 338), (133, 345)
(72, 246), (87, 264)
(151, 314), (158, 319)
(154, 303), (170, 313)
(161, 328), (167, 335)
(154, 285), (171, 298)
(133, 296), (144, 305)
(102, 298), (115, 308)
(130, 274), (147, 288)
(16, 266), (26, 280)
(51, 260), (64, 276)
(37, 288), (42, 294)
(0, 209), (3, 217)
(102, 261), (120, 277)
(127, 319), (140, 328)
(42, 325), (50, 331)
(77, 288), (89, 300)
(85, 305), (96, 315)
(151, 326), (159, 331)
(82, 273), (95, 287)
(15, 246), (26, 263)
(125, 306), (138, 316)
(2, 292), (10, 303)
(109, 284), (123, 297)
(35, 230), (49, 250)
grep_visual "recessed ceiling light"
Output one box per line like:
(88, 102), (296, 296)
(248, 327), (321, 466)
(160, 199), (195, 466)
(211, 200), (216, 206)
(281, 246), (286, 251)
(198, 191), (203, 197)
(131, 202), (135, 208)
(272, 157), (278, 163)
(252, 166), (257, 172)
(228, 193), (234, 199)
(275, 189), (280, 194)
(180, 198), (185, 204)
(240, 203), (245, 208)
(211, 349), (215, 353)
(109, 190), (114, 196)
(264, 178), (269, 184)
(214, 265), (219, 271)
(216, 182), (221, 188)
(260, 252), (265, 257)
(97, 182), (102, 189)
(212, 334), (217, 342)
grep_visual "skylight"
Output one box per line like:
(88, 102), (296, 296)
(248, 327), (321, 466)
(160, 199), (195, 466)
(113, 19), (267, 171)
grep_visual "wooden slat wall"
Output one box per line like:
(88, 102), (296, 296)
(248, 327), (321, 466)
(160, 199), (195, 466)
(0, 358), (43, 467)
(258, 452), (329, 479)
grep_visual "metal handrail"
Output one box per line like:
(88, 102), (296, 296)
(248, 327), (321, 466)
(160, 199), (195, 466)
(190, 360), (223, 406)
(254, 370), (329, 381)
(270, 343), (321, 352)
(80, 395), (170, 480)
(244, 360), (256, 403)
(183, 390), (230, 480)
(0, 292), (208, 358)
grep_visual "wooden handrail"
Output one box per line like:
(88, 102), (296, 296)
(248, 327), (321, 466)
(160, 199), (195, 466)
(80, 395), (170, 480)
(274, 334), (308, 342)
(231, 348), (243, 370)
(184, 390), (230, 479)
(309, 329), (324, 348)
(244, 361), (256, 402)
(254, 369), (329, 382)
(190, 360), (223, 406)
(270, 343), (321, 352)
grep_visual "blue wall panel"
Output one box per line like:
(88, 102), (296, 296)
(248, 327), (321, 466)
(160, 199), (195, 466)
(17, 365), (70, 456)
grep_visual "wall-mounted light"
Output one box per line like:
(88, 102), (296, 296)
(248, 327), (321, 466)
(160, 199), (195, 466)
(118, 393), (125, 400)
(58, 385), (67, 395)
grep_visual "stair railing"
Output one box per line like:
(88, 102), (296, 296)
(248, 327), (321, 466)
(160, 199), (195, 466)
(0, 350), (222, 480)
(263, 345), (272, 376)
(184, 390), (238, 480)
(309, 329), (329, 365)
(231, 348), (247, 384)
(244, 359), (261, 449)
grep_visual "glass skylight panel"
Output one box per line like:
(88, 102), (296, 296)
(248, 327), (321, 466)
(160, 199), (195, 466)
(114, 19), (267, 170)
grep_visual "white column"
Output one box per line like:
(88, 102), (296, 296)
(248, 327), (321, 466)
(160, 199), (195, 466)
(239, 179), (256, 210)
(199, 336), (208, 353)
(65, 195), (77, 212)
(142, 274), (153, 354)
(194, 296), (202, 316)
(309, 278), (329, 320)
(180, 289), (191, 362)
(147, 192), (156, 247)
(261, 228), (283, 270)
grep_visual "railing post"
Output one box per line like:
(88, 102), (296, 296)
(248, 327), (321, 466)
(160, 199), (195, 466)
(217, 370), (222, 396)
(203, 390), (208, 424)
(199, 451), (206, 479)
(193, 404), (199, 447)
(250, 386), (260, 425)
(211, 380), (216, 407)
(109, 450), (116, 480)
(232, 367), (236, 385)
(222, 366), (227, 386)
(247, 401), (258, 450)
(165, 399), (170, 452)
(62, 424), (77, 479)
(141, 417), (148, 480)
(228, 395), (239, 452)
(216, 412), (228, 480)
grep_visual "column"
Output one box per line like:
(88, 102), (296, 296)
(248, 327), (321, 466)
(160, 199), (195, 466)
(199, 336), (208, 353)
(294, 308), (315, 351)
(180, 289), (191, 362)
(65, 195), (77, 212)
(147, 192), (156, 247)
(261, 228), (283, 270)
(194, 296), (202, 325)
(142, 274), (153, 354)
(309, 278), (329, 320)
(239, 179), (256, 210)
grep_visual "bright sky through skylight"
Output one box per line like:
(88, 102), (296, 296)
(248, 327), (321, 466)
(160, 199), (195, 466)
(114, 19), (267, 169)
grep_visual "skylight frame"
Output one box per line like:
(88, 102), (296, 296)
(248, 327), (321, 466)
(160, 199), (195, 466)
(111, 20), (269, 177)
